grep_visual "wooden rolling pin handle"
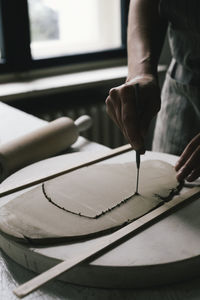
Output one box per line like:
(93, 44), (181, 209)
(0, 115), (92, 182)
(75, 115), (92, 133)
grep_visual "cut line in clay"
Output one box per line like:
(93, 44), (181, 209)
(42, 181), (183, 220)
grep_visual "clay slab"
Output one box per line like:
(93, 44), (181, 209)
(0, 160), (178, 243)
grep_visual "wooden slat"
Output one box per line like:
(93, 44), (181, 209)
(0, 144), (132, 198)
(13, 187), (200, 298)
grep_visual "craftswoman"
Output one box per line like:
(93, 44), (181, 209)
(106, 0), (200, 182)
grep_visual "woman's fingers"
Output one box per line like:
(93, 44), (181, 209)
(176, 144), (200, 182)
(186, 168), (200, 182)
(106, 83), (146, 150)
(106, 84), (143, 149)
(175, 133), (200, 172)
(106, 94), (121, 130)
(106, 89), (129, 142)
(120, 84), (144, 150)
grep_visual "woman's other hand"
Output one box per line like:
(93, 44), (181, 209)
(175, 133), (200, 182)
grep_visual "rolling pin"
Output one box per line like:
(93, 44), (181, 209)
(0, 115), (92, 182)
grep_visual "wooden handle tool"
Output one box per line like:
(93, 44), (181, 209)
(135, 83), (141, 194)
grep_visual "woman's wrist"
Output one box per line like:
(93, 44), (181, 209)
(126, 73), (159, 86)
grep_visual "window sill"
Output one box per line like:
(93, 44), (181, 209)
(0, 65), (167, 103)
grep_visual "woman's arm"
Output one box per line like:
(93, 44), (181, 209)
(127, 0), (167, 80)
(106, 0), (167, 151)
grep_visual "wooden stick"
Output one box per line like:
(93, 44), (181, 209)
(13, 187), (200, 298)
(0, 144), (132, 198)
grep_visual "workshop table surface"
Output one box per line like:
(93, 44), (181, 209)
(0, 101), (200, 300)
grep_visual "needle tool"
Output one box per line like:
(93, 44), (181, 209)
(135, 83), (141, 195)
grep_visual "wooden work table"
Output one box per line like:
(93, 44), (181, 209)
(0, 102), (200, 300)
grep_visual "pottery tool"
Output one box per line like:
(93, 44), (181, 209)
(135, 83), (141, 194)
(0, 115), (91, 183)
(13, 185), (200, 298)
(135, 152), (140, 194)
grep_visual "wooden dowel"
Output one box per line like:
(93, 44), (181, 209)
(0, 144), (132, 198)
(13, 187), (200, 298)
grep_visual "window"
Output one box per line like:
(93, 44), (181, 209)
(28, 0), (122, 59)
(0, 0), (129, 73)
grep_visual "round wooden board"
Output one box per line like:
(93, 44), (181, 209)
(1, 150), (200, 288)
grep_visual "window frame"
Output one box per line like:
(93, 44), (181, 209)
(0, 0), (130, 74)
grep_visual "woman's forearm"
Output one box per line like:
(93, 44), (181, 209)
(127, 0), (167, 81)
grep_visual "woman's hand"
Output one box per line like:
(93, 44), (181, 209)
(175, 133), (200, 182)
(105, 75), (161, 152)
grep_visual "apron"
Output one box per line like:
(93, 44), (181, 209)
(152, 0), (200, 155)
